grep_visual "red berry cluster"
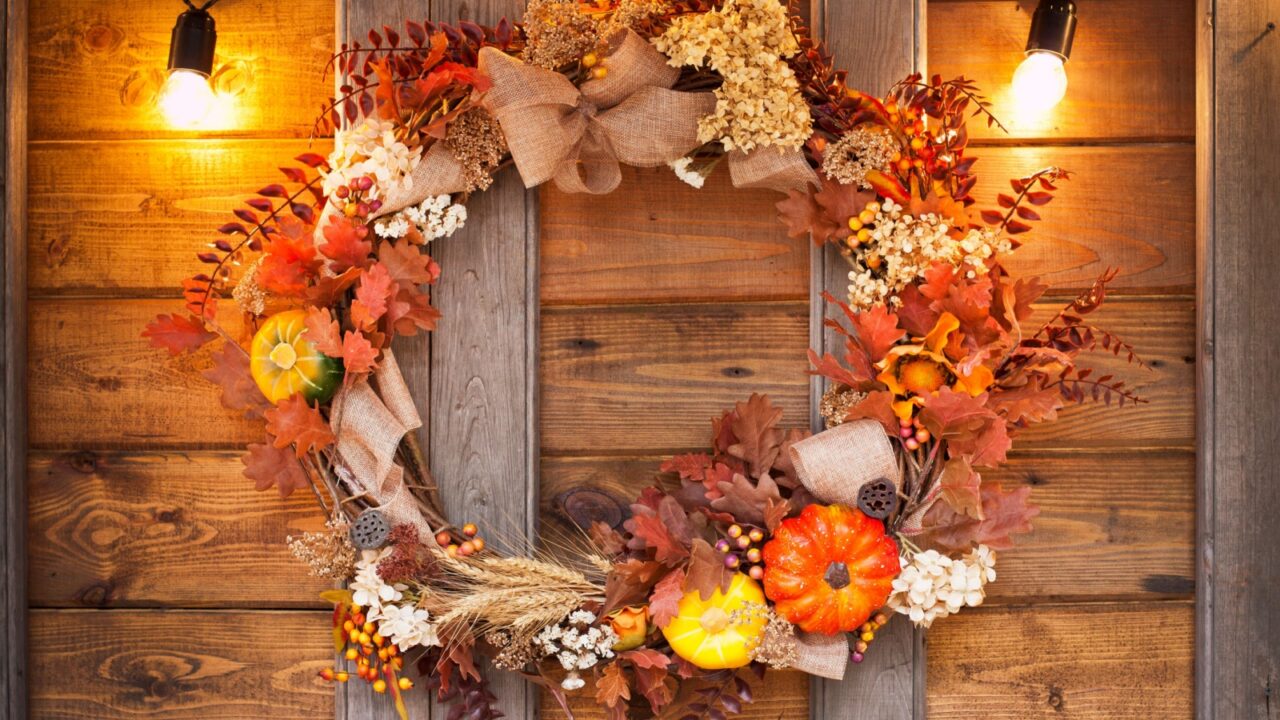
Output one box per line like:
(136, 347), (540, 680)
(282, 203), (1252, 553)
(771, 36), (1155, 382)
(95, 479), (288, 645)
(320, 604), (412, 696)
(334, 174), (384, 219)
(435, 522), (487, 558)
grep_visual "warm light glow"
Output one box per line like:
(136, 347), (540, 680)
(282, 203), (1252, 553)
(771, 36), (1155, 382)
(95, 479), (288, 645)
(1011, 51), (1068, 114)
(158, 69), (216, 127)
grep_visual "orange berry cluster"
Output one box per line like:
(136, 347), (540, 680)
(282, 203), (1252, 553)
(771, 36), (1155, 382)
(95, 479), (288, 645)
(897, 415), (932, 451)
(435, 522), (486, 558)
(849, 612), (891, 664)
(885, 99), (950, 176)
(320, 604), (412, 698)
(844, 200), (884, 267)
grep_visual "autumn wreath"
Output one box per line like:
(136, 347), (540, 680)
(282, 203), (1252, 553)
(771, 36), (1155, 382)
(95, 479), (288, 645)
(143, 0), (1146, 717)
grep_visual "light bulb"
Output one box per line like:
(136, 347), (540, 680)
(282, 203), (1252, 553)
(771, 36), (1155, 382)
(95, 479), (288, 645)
(158, 69), (216, 127)
(1011, 51), (1068, 114)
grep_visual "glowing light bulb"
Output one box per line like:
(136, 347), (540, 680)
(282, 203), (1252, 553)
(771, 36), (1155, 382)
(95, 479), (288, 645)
(159, 69), (216, 127)
(1011, 51), (1068, 114)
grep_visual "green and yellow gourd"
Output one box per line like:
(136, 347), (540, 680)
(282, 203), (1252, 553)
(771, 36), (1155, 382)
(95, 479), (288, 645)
(250, 309), (344, 404)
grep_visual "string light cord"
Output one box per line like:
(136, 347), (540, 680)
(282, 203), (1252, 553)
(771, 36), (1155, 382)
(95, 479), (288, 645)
(183, 0), (222, 10)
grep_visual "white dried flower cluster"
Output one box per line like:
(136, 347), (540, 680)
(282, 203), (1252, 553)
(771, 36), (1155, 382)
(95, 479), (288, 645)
(847, 198), (1010, 309)
(668, 157), (707, 189)
(372, 602), (441, 651)
(323, 117), (422, 201)
(534, 609), (619, 690)
(652, 0), (812, 152)
(821, 125), (897, 188)
(350, 549), (441, 651)
(350, 549), (407, 613)
(373, 194), (468, 242)
(886, 545), (997, 628)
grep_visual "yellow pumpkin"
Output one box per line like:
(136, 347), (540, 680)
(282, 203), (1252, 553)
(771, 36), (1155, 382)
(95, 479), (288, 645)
(661, 574), (767, 670)
(250, 309), (344, 404)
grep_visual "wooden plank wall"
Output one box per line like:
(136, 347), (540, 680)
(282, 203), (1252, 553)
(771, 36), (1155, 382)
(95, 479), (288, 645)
(24, 1), (338, 718)
(924, 1), (1197, 717)
(19, 1), (1200, 720)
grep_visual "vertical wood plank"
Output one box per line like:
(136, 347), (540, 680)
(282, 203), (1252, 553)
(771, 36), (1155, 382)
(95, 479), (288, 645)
(336, 4), (432, 719)
(2, 0), (27, 717)
(810, 1), (922, 719)
(1205, 1), (1280, 717)
(1194, 0), (1213, 717)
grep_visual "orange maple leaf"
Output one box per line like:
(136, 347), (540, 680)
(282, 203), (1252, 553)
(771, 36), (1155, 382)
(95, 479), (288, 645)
(264, 395), (335, 458)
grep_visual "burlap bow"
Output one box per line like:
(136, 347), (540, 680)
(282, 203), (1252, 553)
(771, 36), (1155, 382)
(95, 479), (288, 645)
(329, 350), (433, 536)
(783, 419), (903, 680)
(475, 30), (715, 195)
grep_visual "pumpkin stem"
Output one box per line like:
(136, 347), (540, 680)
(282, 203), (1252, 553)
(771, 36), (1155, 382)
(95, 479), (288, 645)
(823, 562), (851, 590)
(698, 607), (731, 634)
(269, 342), (298, 370)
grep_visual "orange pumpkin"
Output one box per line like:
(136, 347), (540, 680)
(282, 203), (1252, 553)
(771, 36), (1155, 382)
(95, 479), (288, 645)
(762, 504), (900, 635)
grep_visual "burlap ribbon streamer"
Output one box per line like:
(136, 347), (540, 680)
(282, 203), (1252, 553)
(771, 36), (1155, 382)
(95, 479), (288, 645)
(782, 418), (902, 679)
(476, 31), (715, 195)
(727, 148), (819, 191)
(329, 350), (433, 536)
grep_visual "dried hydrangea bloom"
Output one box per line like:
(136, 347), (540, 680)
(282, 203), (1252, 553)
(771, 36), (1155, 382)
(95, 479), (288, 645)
(231, 258), (267, 316)
(323, 117), (422, 201)
(445, 108), (508, 192)
(523, 0), (600, 69)
(846, 198), (1011, 308)
(652, 0), (812, 152)
(885, 545), (997, 628)
(822, 125), (898, 188)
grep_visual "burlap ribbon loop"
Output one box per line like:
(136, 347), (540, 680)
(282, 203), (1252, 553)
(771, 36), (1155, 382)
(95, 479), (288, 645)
(782, 418), (901, 679)
(330, 350), (433, 536)
(477, 31), (716, 195)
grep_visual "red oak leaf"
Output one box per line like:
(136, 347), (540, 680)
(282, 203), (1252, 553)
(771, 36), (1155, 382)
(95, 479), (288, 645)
(622, 648), (670, 671)
(264, 395), (335, 458)
(848, 303), (905, 364)
(989, 381), (1063, 425)
(202, 342), (270, 418)
(590, 521), (627, 556)
(922, 482), (1039, 551)
(605, 559), (666, 613)
(920, 262), (957, 301)
(303, 307), (344, 358)
(341, 331), (380, 374)
(257, 215), (319, 297)
(918, 388), (996, 442)
(896, 284), (940, 337)
(937, 456), (982, 519)
(319, 214), (373, 273)
(844, 391), (900, 436)
(661, 453), (713, 482)
(710, 473), (783, 526)
(727, 394), (784, 478)
(648, 569), (685, 628)
(949, 417), (1012, 468)
(378, 240), (440, 286)
(808, 349), (865, 390)
(242, 439), (310, 497)
(595, 663), (631, 714)
(776, 186), (840, 244)
(306, 267), (362, 307)
(143, 313), (215, 356)
(350, 262), (397, 329)
(685, 538), (733, 601)
(626, 650), (675, 714)
(387, 284), (441, 336)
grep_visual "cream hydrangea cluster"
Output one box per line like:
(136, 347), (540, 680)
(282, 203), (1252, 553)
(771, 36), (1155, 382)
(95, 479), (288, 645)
(847, 198), (1010, 308)
(349, 549), (441, 652)
(373, 194), (468, 242)
(534, 609), (619, 690)
(886, 545), (997, 628)
(323, 117), (422, 201)
(652, 0), (812, 152)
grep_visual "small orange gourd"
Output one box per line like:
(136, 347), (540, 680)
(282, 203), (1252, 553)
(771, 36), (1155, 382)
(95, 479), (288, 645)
(762, 504), (899, 635)
(250, 309), (344, 404)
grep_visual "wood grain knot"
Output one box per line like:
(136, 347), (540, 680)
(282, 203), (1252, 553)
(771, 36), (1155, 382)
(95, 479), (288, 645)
(74, 580), (115, 607)
(563, 338), (600, 352)
(103, 650), (245, 700)
(720, 366), (754, 378)
(66, 450), (99, 474)
(555, 487), (627, 529)
(1047, 685), (1066, 712)
(79, 23), (125, 55)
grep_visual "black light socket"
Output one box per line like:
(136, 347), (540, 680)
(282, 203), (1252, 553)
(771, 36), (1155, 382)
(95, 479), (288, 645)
(1025, 0), (1077, 60)
(167, 8), (217, 75)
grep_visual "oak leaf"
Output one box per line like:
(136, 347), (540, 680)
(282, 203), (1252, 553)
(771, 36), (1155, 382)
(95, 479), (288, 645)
(257, 216), (319, 296)
(847, 303), (905, 364)
(685, 538), (733, 601)
(605, 559), (665, 612)
(844, 391), (900, 436)
(710, 473), (783, 527)
(776, 186), (840, 244)
(626, 650), (675, 713)
(648, 569), (685, 628)
(319, 215), (373, 273)
(242, 440), (310, 497)
(306, 267), (362, 307)
(727, 394), (784, 478)
(143, 314), (215, 356)
(628, 513), (690, 566)
(303, 307), (344, 357)
(949, 417), (1011, 468)
(341, 331), (380, 374)
(350, 262), (397, 329)
(763, 496), (792, 533)
(937, 456), (982, 519)
(989, 381), (1063, 425)
(386, 284), (441, 335)
(264, 395), (335, 458)
(589, 521), (626, 556)
(595, 663), (631, 711)
(202, 343), (269, 418)
(918, 388), (995, 441)
(378, 240), (440, 286)
(921, 482), (1038, 550)
(808, 349), (864, 390)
